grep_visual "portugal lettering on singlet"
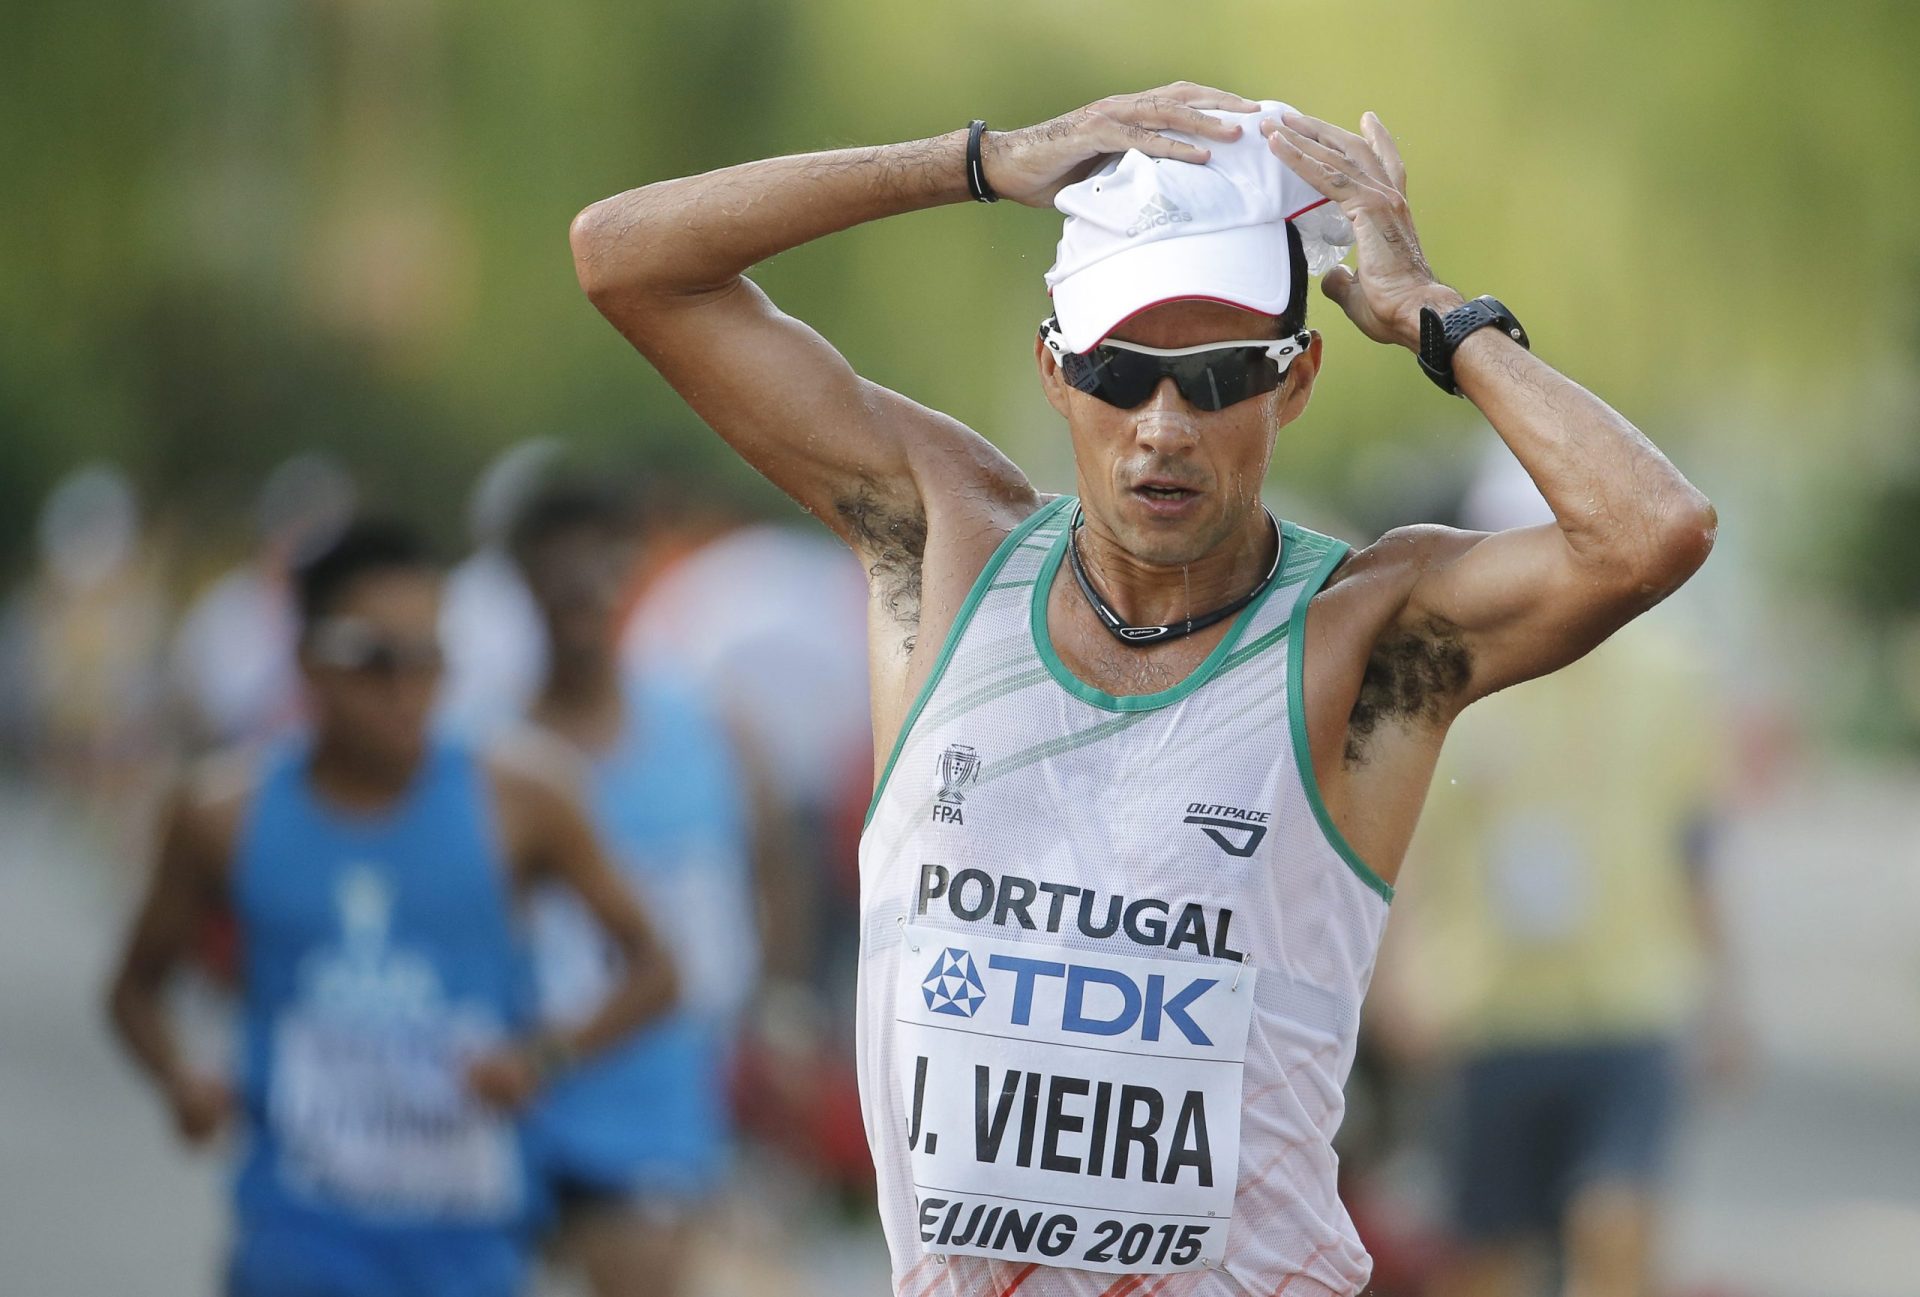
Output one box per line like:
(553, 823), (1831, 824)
(895, 923), (1256, 1273)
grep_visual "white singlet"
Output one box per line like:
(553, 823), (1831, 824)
(858, 496), (1393, 1297)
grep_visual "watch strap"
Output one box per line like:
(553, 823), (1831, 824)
(1418, 295), (1528, 396)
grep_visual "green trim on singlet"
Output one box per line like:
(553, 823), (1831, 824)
(1209, 536), (1344, 680)
(1027, 510), (1295, 713)
(920, 665), (1052, 731)
(863, 495), (1074, 830)
(978, 706), (1158, 788)
(1285, 538), (1396, 903)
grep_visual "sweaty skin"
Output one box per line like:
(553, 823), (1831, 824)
(567, 82), (1715, 894)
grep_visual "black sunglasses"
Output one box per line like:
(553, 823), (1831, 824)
(1041, 317), (1311, 412)
(307, 617), (445, 679)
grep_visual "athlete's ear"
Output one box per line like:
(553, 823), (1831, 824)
(1275, 330), (1322, 428)
(1036, 330), (1074, 420)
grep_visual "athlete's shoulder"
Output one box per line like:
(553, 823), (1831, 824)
(911, 415), (1042, 510)
(1322, 523), (1482, 598)
(924, 458), (1050, 541)
(482, 724), (594, 813)
(984, 490), (1070, 543)
(480, 726), (603, 883)
(167, 744), (268, 871)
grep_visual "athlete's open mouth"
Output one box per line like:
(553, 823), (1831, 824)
(1130, 483), (1203, 518)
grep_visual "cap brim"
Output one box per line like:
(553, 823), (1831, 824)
(1048, 223), (1293, 354)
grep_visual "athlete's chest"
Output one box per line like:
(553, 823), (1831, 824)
(1041, 595), (1236, 700)
(868, 670), (1296, 973)
(900, 697), (1285, 852)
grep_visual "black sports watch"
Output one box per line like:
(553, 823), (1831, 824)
(1416, 294), (1529, 396)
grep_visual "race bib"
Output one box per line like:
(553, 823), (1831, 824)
(270, 1013), (520, 1220)
(895, 924), (1256, 1273)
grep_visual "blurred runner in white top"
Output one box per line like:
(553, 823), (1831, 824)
(625, 521), (869, 810)
(169, 453), (354, 749)
(437, 440), (558, 740)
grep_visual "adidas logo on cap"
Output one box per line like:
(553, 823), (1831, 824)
(1124, 193), (1193, 238)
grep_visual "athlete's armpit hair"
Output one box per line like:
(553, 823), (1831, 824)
(1345, 615), (1472, 764)
(835, 483), (928, 632)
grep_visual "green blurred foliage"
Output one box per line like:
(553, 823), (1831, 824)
(2, 0), (1916, 565)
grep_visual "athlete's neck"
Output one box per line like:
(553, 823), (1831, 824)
(306, 737), (426, 815)
(1072, 504), (1278, 631)
(534, 652), (625, 753)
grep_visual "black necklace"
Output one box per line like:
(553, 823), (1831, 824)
(1067, 504), (1282, 646)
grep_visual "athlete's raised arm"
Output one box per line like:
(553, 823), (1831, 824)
(567, 84), (1257, 551)
(1264, 111), (1717, 707)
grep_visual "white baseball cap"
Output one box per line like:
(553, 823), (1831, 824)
(1043, 100), (1355, 354)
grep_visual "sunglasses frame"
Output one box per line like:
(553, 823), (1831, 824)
(1040, 316), (1313, 412)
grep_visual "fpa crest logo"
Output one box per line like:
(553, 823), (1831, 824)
(921, 947), (986, 1018)
(932, 744), (980, 826)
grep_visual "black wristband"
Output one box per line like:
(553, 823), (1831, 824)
(966, 119), (998, 203)
(1416, 295), (1528, 396)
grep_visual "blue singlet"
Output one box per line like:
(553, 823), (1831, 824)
(228, 740), (535, 1297)
(528, 676), (753, 1200)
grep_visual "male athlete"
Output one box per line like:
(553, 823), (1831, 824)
(107, 521), (677, 1297)
(510, 484), (762, 1296)
(568, 82), (1715, 1297)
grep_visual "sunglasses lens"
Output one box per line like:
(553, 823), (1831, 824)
(1064, 347), (1159, 408)
(1172, 349), (1282, 411)
(364, 647), (403, 676)
(312, 626), (443, 677)
(1067, 345), (1283, 412)
(373, 645), (443, 677)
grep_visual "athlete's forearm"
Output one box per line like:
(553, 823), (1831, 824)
(553, 944), (677, 1063)
(106, 818), (210, 1097)
(1428, 287), (1717, 590)
(571, 130), (973, 302)
(1262, 108), (1713, 592)
(107, 972), (191, 1092)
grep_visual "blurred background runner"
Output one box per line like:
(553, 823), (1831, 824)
(167, 454), (357, 753)
(511, 480), (773, 1296)
(104, 521), (677, 1297)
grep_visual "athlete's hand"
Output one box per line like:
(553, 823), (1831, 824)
(1259, 111), (1457, 351)
(465, 1047), (541, 1112)
(982, 82), (1260, 209)
(166, 1071), (232, 1146)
